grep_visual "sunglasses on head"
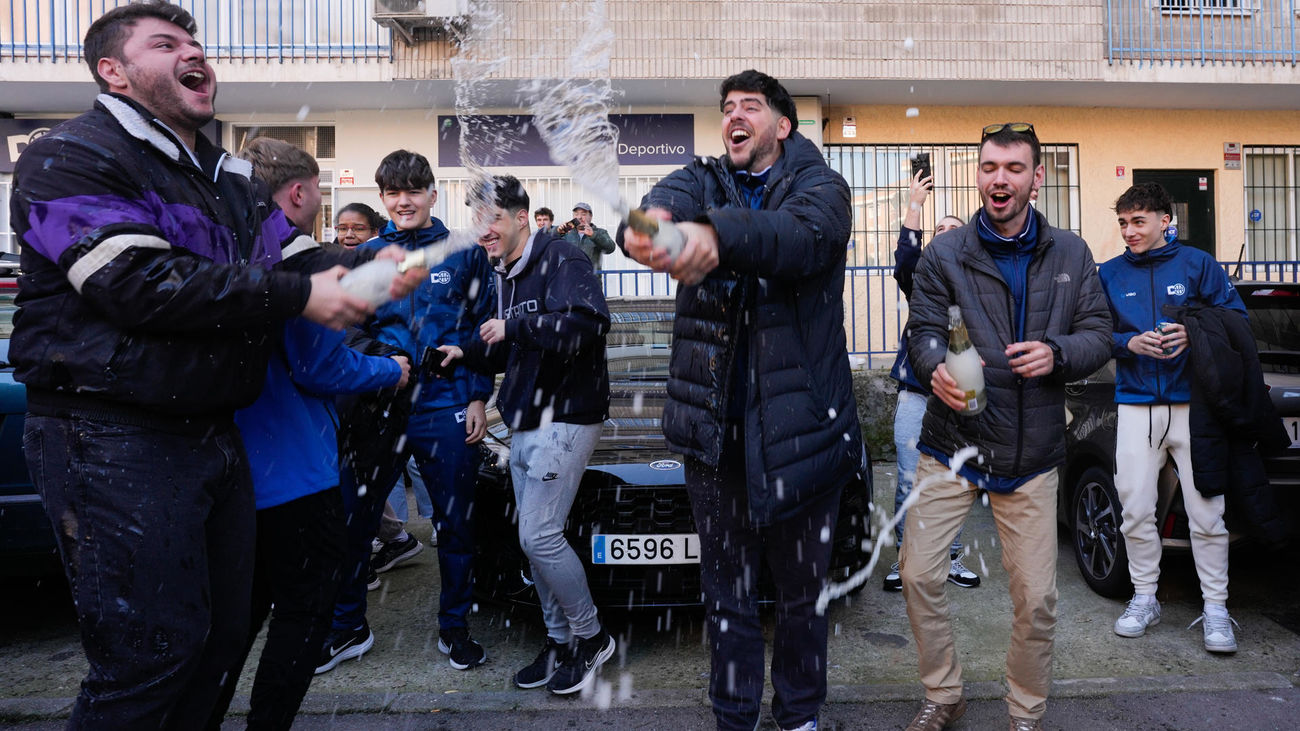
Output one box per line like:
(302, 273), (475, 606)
(982, 122), (1035, 139)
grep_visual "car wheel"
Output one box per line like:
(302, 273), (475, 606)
(1071, 466), (1131, 598)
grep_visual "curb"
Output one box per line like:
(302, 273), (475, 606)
(3, 671), (1293, 721)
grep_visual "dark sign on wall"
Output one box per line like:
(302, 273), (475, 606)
(0, 119), (63, 174)
(437, 114), (693, 168)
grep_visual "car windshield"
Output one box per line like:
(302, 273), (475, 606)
(606, 304), (673, 380)
(1242, 288), (1300, 373)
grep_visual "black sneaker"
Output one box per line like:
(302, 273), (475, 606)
(547, 629), (615, 695)
(366, 568), (381, 591)
(438, 627), (487, 670)
(514, 637), (568, 689)
(372, 534), (423, 574)
(314, 622), (374, 674)
(948, 553), (981, 588)
(883, 562), (902, 592)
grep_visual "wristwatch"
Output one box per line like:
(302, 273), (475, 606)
(1046, 340), (1064, 370)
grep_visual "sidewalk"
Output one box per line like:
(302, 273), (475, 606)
(2, 462), (1298, 726)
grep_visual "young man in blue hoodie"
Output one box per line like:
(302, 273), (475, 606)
(207, 141), (411, 728)
(437, 175), (615, 696)
(1099, 182), (1246, 654)
(322, 150), (498, 672)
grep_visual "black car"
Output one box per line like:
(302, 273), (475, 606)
(472, 297), (875, 609)
(0, 254), (59, 576)
(1059, 281), (1300, 597)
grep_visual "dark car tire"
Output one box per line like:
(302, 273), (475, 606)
(1071, 466), (1132, 598)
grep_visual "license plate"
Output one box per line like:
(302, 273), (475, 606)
(1285, 417), (1300, 448)
(591, 534), (700, 565)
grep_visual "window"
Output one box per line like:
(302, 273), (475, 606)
(233, 125), (336, 159)
(1158, 1), (1252, 14)
(1244, 146), (1298, 261)
(0, 177), (12, 255)
(824, 143), (1081, 267)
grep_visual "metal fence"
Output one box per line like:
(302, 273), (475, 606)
(1, 0), (390, 62)
(600, 261), (1300, 365)
(1107, 0), (1298, 65)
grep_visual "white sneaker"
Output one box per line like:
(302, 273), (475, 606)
(1189, 604), (1238, 653)
(1114, 594), (1161, 637)
(782, 721), (816, 731)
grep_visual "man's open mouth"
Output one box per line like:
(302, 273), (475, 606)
(990, 192), (1012, 204)
(179, 70), (207, 91)
(729, 128), (751, 144)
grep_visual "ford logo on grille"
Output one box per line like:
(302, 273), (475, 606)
(649, 459), (682, 471)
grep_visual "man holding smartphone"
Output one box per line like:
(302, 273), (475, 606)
(556, 202), (616, 270)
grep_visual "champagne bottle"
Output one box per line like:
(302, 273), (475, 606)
(625, 208), (686, 262)
(339, 238), (461, 307)
(945, 305), (986, 415)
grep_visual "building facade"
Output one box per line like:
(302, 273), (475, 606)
(2, 0), (1297, 357)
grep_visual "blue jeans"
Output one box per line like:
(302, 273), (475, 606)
(24, 414), (255, 730)
(686, 425), (841, 731)
(386, 456), (433, 521)
(894, 389), (963, 555)
(406, 406), (480, 631)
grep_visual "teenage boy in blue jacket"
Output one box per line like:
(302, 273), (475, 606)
(1099, 182), (1246, 654)
(207, 139), (410, 728)
(437, 175), (615, 696)
(355, 149), (497, 671)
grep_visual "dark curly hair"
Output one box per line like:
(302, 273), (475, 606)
(1114, 182), (1173, 218)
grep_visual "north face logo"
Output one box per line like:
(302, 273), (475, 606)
(1054, 273), (1071, 284)
(1167, 283), (1186, 296)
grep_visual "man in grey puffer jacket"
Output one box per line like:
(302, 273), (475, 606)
(900, 122), (1111, 731)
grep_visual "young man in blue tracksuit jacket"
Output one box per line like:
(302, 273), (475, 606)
(354, 150), (497, 671)
(1098, 182), (1246, 654)
(210, 318), (406, 728)
(437, 175), (615, 697)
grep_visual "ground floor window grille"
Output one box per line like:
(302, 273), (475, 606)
(1245, 146), (1299, 262)
(824, 143), (1081, 268)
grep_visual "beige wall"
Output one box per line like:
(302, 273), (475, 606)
(824, 104), (1300, 261)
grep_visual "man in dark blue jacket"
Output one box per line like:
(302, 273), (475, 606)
(9, 5), (420, 728)
(438, 175), (614, 697)
(620, 70), (862, 731)
(1099, 182), (1245, 654)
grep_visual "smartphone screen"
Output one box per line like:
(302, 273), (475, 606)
(911, 152), (931, 181)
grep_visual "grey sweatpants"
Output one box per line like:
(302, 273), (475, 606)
(511, 421), (603, 643)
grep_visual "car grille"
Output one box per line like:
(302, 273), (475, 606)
(570, 484), (694, 537)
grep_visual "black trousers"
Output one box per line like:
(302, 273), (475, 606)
(207, 488), (346, 730)
(24, 415), (255, 730)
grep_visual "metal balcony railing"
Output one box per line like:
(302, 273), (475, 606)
(1107, 0), (1298, 65)
(599, 262), (1300, 364)
(1, 0), (390, 62)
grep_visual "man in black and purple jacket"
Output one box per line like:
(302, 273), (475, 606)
(9, 4), (418, 728)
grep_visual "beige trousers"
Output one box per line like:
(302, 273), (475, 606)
(901, 453), (1058, 720)
(1114, 403), (1228, 603)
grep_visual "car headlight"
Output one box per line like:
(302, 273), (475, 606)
(481, 438), (510, 474)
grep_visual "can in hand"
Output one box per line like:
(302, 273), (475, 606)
(1155, 321), (1176, 355)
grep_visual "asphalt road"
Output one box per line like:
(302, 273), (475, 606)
(2, 462), (1298, 729)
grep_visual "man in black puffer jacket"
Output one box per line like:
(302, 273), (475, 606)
(901, 123), (1112, 731)
(620, 70), (862, 731)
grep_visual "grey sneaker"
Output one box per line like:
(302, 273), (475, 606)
(1114, 594), (1161, 637)
(1189, 605), (1238, 653)
(948, 554), (981, 588)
